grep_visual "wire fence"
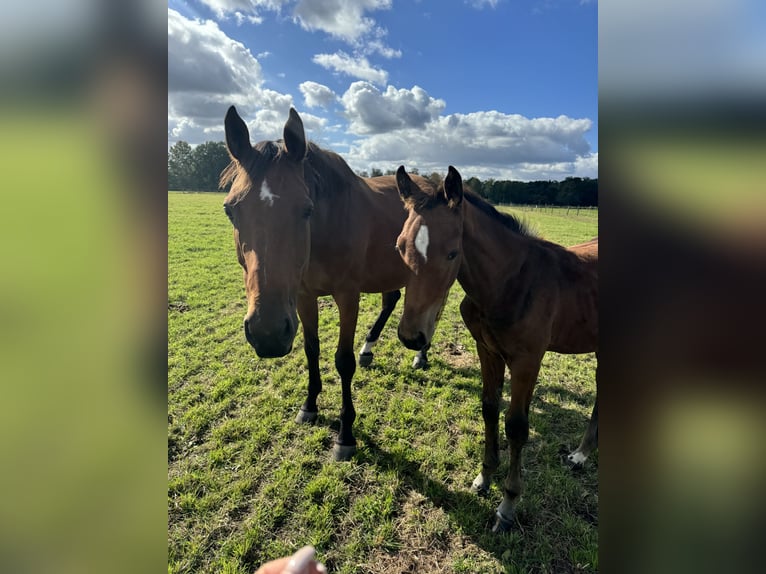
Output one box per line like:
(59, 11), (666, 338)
(499, 204), (599, 215)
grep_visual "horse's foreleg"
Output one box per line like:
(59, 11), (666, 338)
(295, 294), (321, 424)
(568, 354), (598, 467)
(333, 291), (360, 461)
(412, 290), (450, 370)
(471, 343), (505, 496)
(358, 290), (400, 367)
(494, 354), (542, 533)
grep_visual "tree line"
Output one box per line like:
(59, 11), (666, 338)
(168, 140), (597, 206)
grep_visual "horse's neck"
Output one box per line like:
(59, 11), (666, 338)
(457, 201), (532, 308)
(307, 153), (372, 213)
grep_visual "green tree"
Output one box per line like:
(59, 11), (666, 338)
(370, 167), (383, 177)
(191, 141), (231, 191)
(427, 172), (443, 186)
(168, 141), (194, 190)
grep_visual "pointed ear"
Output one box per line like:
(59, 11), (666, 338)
(284, 108), (307, 160)
(443, 165), (463, 208)
(224, 106), (252, 162)
(396, 165), (413, 201)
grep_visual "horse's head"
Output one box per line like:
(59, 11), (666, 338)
(395, 165), (465, 350)
(222, 106), (314, 358)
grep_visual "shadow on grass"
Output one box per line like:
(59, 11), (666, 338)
(347, 377), (598, 565)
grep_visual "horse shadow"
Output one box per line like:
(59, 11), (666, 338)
(346, 373), (598, 562)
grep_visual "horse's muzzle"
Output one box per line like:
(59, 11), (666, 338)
(244, 316), (295, 358)
(398, 328), (427, 351)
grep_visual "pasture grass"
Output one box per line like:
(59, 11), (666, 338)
(169, 192), (598, 573)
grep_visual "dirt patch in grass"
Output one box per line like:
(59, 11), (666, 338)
(169, 300), (191, 313)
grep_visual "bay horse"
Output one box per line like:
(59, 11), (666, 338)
(220, 107), (431, 460)
(394, 165), (598, 532)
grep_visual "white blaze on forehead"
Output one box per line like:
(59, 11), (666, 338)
(414, 224), (429, 263)
(259, 179), (279, 206)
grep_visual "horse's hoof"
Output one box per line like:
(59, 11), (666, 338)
(411, 356), (429, 370)
(295, 408), (318, 424)
(491, 510), (514, 533)
(358, 352), (374, 368)
(471, 475), (490, 497)
(565, 450), (587, 470)
(332, 443), (357, 461)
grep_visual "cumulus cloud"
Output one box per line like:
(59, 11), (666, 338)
(469, 0), (500, 9)
(198, 0), (289, 21)
(169, 8), (324, 145)
(299, 81), (337, 109)
(313, 52), (388, 85)
(341, 82), (446, 134)
(343, 110), (595, 181)
(293, 0), (392, 43)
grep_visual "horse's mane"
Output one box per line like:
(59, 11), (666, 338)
(219, 139), (363, 201)
(411, 181), (534, 238)
(463, 190), (534, 237)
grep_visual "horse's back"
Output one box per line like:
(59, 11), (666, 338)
(569, 237), (598, 258)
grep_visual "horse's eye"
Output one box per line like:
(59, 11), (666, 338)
(223, 204), (234, 223)
(447, 250), (459, 261)
(302, 206), (314, 220)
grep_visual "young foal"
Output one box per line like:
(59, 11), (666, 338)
(394, 166), (598, 532)
(221, 107), (429, 460)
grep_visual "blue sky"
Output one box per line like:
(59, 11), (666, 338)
(168, 0), (597, 180)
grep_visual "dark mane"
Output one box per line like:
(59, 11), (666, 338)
(410, 181), (533, 238)
(463, 190), (534, 237)
(219, 140), (285, 192)
(219, 139), (362, 201)
(303, 141), (364, 201)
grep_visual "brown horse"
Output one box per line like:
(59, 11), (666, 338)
(220, 107), (431, 460)
(394, 165), (598, 532)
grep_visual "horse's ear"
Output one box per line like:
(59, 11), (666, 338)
(224, 106), (252, 162)
(444, 165), (463, 208)
(284, 108), (307, 160)
(396, 165), (413, 200)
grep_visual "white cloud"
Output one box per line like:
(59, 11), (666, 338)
(342, 111), (595, 181)
(299, 81), (337, 109)
(341, 82), (445, 134)
(198, 0), (289, 20)
(469, 0), (500, 9)
(313, 52), (388, 85)
(168, 8), (297, 143)
(293, 0), (392, 43)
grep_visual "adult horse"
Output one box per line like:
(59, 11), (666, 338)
(393, 165), (598, 531)
(220, 107), (430, 460)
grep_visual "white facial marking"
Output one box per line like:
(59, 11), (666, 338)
(568, 451), (588, 465)
(360, 341), (377, 355)
(414, 224), (429, 263)
(259, 179), (279, 206)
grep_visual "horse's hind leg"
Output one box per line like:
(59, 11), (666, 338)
(567, 356), (598, 468)
(568, 397), (598, 468)
(358, 290), (400, 367)
(411, 342), (430, 369)
(296, 294), (321, 424)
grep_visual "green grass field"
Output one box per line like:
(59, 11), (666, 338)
(168, 192), (598, 574)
